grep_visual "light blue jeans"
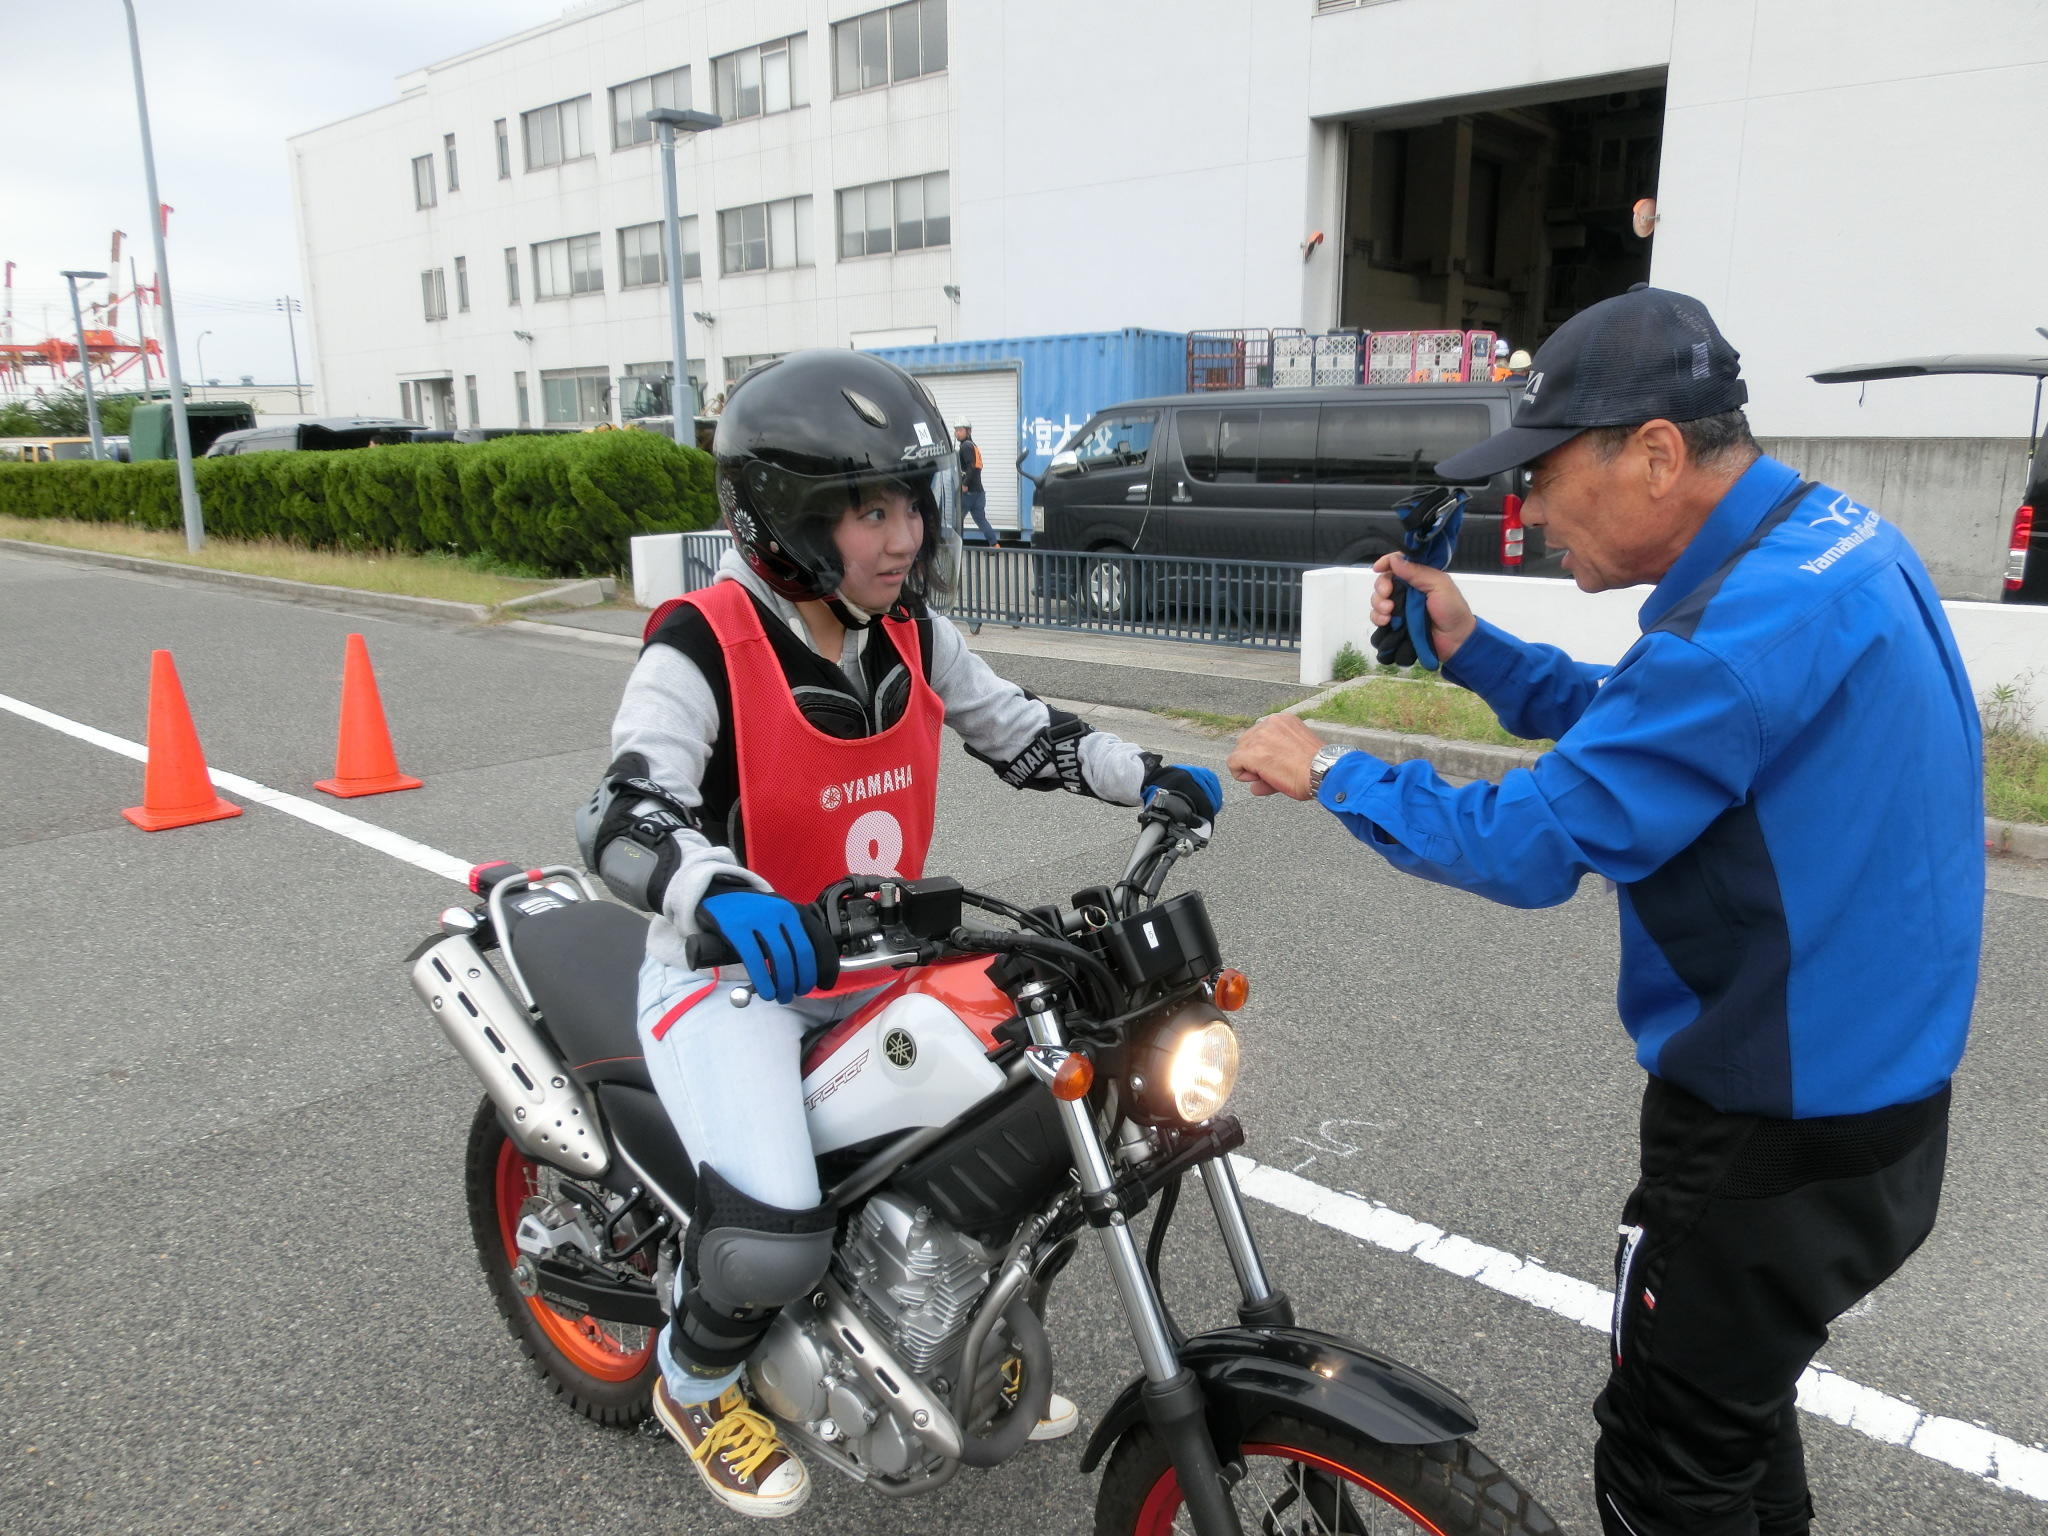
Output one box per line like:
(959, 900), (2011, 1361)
(636, 952), (880, 1404)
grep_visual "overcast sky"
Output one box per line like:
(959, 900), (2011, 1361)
(5, 0), (572, 390)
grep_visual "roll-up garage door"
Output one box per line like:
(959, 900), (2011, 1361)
(913, 369), (1021, 532)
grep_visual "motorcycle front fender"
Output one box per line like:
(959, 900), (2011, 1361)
(1077, 1325), (1478, 1474)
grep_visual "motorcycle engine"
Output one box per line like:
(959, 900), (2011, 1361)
(749, 1190), (1001, 1478)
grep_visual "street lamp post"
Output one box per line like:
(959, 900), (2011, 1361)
(646, 107), (721, 447)
(121, 0), (204, 550)
(60, 269), (109, 459)
(195, 330), (212, 387)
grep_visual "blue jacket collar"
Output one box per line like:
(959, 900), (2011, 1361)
(1638, 456), (1803, 632)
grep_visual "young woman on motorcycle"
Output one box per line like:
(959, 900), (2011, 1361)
(578, 349), (1222, 1519)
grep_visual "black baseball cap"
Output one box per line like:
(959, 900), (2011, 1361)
(1435, 286), (1748, 481)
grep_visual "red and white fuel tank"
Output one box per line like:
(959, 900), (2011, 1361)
(799, 956), (1015, 1155)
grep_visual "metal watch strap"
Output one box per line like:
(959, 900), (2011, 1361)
(1307, 743), (1347, 796)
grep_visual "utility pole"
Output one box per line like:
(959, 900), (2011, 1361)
(121, 0), (204, 550)
(60, 269), (109, 459)
(277, 297), (305, 412)
(647, 107), (722, 445)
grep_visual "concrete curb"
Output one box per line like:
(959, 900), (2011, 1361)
(499, 576), (616, 612)
(0, 538), (494, 623)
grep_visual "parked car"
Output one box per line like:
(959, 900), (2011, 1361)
(1028, 382), (1550, 614)
(203, 417), (426, 456)
(1810, 350), (2048, 604)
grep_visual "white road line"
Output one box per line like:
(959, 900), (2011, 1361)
(0, 691), (472, 886)
(1231, 1157), (2048, 1503)
(6, 686), (2045, 1504)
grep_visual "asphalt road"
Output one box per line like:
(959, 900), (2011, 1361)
(2, 546), (2044, 1535)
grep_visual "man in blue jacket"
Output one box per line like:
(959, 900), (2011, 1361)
(1229, 287), (1981, 1536)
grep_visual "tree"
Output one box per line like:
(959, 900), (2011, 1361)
(0, 391), (143, 437)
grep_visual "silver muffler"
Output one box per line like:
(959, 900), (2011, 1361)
(412, 932), (610, 1176)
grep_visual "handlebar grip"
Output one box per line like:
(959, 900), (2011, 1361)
(685, 930), (743, 972)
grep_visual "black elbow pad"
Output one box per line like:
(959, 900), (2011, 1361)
(575, 753), (701, 912)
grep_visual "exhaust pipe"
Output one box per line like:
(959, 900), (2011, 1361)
(411, 932), (610, 1176)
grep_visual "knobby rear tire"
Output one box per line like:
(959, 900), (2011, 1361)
(463, 1095), (661, 1428)
(1093, 1413), (1561, 1536)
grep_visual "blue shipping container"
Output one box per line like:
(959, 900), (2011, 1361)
(864, 328), (1186, 536)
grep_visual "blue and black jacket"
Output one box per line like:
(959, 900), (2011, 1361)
(1318, 456), (1983, 1118)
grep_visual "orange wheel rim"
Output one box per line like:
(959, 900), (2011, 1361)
(1133, 1441), (1452, 1536)
(494, 1138), (656, 1383)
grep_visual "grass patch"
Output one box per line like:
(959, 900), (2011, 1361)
(0, 514), (557, 606)
(1304, 676), (1553, 751)
(1156, 707), (1260, 736)
(1983, 681), (2048, 826)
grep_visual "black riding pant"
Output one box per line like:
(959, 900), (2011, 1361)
(1593, 1075), (1949, 1536)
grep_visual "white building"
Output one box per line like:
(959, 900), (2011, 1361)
(292, 0), (2048, 581)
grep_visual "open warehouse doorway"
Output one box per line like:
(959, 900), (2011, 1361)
(1337, 76), (1667, 353)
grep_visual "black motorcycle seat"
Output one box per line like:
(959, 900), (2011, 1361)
(505, 898), (655, 1092)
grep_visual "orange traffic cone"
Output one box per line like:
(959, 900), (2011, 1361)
(315, 633), (423, 798)
(122, 650), (244, 832)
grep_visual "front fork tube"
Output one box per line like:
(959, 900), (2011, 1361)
(1198, 1158), (1296, 1330)
(1021, 987), (1245, 1536)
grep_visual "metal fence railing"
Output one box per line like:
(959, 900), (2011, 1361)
(664, 531), (1309, 652)
(949, 544), (1309, 650)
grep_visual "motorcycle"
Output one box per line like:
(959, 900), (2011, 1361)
(409, 791), (1559, 1534)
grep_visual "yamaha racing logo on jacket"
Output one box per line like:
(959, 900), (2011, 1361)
(821, 764), (915, 812)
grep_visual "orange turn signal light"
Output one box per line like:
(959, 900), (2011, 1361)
(1051, 1053), (1095, 1101)
(1212, 969), (1250, 1012)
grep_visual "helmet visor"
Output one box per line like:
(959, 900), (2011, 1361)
(734, 459), (960, 606)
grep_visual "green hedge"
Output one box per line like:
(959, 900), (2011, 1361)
(0, 430), (716, 576)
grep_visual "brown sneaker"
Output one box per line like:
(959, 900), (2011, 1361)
(652, 1378), (810, 1519)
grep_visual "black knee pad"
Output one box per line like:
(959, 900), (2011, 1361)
(669, 1165), (836, 1379)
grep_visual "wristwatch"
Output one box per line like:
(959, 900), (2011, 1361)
(1306, 742), (1349, 796)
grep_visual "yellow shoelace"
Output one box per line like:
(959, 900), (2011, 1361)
(692, 1386), (782, 1484)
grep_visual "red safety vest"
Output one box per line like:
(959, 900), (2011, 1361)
(684, 581), (943, 993)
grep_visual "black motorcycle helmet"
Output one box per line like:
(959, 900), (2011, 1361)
(713, 350), (961, 612)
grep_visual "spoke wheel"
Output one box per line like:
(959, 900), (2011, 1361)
(464, 1096), (661, 1426)
(1097, 1415), (1559, 1536)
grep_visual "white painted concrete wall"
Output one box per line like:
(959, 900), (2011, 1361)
(1300, 566), (2048, 736)
(292, 1), (2048, 450)
(291, 0), (961, 424)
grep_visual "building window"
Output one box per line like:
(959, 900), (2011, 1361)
(837, 172), (948, 258)
(454, 255), (470, 312)
(834, 0), (945, 93)
(623, 358), (706, 418)
(465, 375), (479, 427)
(532, 233), (603, 298)
(411, 154), (436, 209)
(522, 95), (593, 170)
(720, 197), (811, 274)
(504, 247), (520, 305)
(444, 132), (459, 192)
(713, 34), (807, 123)
(723, 353), (783, 388)
(514, 370), (530, 427)
(541, 365), (611, 425)
(421, 267), (448, 321)
(619, 222), (665, 288)
(611, 66), (691, 148)
(495, 118), (510, 179)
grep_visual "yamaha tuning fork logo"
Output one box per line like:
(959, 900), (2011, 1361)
(883, 1028), (917, 1069)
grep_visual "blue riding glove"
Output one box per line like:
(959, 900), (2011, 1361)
(1143, 763), (1223, 820)
(1372, 487), (1467, 671)
(697, 890), (838, 1003)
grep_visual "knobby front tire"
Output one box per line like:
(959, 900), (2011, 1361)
(463, 1096), (661, 1427)
(1094, 1414), (1561, 1536)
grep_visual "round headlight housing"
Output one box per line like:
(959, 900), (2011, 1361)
(1131, 1004), (1240, 1125)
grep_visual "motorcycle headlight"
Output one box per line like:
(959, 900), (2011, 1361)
(1131, 1004), (1240, 1125)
